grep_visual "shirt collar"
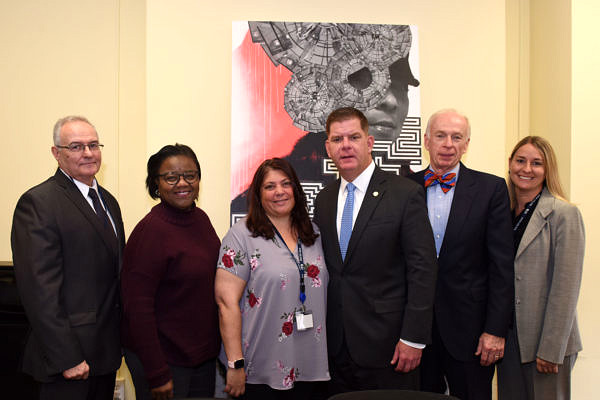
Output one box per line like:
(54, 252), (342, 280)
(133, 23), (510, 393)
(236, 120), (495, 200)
(60, 168), (98, 195)
(341, 160), (375, 194)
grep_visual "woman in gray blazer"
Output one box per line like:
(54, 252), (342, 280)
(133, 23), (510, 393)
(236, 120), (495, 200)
(497, 136), (585, 400)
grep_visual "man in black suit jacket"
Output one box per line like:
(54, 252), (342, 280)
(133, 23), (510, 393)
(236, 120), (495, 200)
(408, 109), (514, 400)
(313, 107), (437, 395)
(11, 116), (125, 400)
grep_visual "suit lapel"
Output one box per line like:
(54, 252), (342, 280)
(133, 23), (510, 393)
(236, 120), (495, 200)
(412, 170), (426, 197)
(321, 179), (344, 269)
(515, 188), (554, 260)
(344, 167), (385, 265)
(439, 163), (476, 257)
(53, 170), (119, 258)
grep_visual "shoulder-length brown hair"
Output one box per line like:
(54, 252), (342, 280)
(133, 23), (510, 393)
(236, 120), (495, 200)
(246, 158), (318, 246)
(508, 135), (567, 209)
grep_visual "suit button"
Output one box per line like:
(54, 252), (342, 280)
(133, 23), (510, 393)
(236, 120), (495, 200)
(516, 275), (522, 281)
(515, 299), (521, 305)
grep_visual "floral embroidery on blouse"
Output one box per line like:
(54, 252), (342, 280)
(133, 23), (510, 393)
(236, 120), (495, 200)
(314, 324), (322, 342)
(219, 246), (244, 269)
(249, 250), (261, 271)
(246, 288), (262, 309)
(280, 273), (289, 291)
(278, 310), (295, 341)
(277, 360), (299, 389)
(305, 263), (321, 287)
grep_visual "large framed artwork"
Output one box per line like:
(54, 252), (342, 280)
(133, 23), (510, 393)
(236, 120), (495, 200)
(231, 21), (422, 224)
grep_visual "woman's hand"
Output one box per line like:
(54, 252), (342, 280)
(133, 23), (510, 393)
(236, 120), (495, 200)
(151, 379), (174, 400)
(536, 357), (559, 374)
(224, 368), (246, 397)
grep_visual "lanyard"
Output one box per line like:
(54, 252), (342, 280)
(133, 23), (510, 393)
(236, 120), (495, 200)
(272, 227), (306, 306)
(513, 191), (542, 232)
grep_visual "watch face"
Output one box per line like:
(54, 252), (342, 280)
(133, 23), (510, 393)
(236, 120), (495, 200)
(234, 359), (245, 369)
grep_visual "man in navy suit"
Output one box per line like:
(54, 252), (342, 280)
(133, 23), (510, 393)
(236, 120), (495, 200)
(313, 107), (437, 395)
(408, 109), (514, 400)
(11, 116), (125, 400)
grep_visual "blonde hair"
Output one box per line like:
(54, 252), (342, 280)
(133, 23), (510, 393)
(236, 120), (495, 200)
(507, 135), (567, 209)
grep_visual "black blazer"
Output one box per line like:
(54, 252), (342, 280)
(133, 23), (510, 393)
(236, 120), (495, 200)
(314, 166), (437, 368)
(409, 163), (514, 361)
(11, 169), (125, 382)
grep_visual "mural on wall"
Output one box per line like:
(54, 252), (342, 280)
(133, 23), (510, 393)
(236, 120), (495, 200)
(230, 21), (422, 224)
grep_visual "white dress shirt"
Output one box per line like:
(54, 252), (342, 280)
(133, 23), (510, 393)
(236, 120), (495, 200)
(336, 161), (376, 239)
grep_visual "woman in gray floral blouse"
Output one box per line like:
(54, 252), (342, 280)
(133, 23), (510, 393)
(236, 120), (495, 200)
(215, 158), (329, 399)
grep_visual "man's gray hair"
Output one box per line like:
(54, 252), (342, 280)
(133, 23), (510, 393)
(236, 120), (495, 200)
(53, 116), (97, 146)
(424, 108), (471, 139)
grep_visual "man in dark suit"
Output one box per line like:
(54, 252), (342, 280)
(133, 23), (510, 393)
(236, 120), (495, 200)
(408, 109), (514, 400)
(11, 116), (125, 400)
(313, 107), (438, 395)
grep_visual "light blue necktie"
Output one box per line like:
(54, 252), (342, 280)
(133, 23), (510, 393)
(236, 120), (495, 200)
(339, 182), (356, 261)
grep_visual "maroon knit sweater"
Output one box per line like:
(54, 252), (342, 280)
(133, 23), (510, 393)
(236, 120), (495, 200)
(121, 201), (220, 388)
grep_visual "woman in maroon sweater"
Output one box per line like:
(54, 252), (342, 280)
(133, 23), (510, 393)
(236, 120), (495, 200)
(121, 144), (220, 400)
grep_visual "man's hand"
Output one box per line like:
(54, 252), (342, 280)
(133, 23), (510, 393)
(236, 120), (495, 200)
(390, 340), (422, 372)
(536, 357), (559, 374)
(475, 332), (505, 366)
(62, 360), (90, 380)
(224, 368), (246, 397)
(151, 379), (174, 400)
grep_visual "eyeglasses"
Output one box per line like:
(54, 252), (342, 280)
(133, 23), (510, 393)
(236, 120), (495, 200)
(158, 171), (200, 185)
(56, 142), (104, 152)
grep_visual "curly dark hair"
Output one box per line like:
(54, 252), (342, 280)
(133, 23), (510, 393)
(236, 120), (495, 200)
(246, 158), (318, 246)
(146, 143), (201, 199)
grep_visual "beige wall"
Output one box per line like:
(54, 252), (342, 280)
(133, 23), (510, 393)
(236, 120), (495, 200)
(0, 1), (597, 398)
(571, 1), (600, 397)
(529, 0), (572, 194)
(0, 0), (147, 254)
(1, 0), (120, 257)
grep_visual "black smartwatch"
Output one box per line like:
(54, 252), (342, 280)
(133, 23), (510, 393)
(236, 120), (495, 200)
(228, 358), (245, 369)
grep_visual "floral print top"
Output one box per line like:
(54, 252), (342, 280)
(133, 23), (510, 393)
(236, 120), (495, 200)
(217, 219), (330, 389)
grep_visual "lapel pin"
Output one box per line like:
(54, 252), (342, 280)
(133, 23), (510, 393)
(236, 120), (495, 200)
(373, 191), (379, 197)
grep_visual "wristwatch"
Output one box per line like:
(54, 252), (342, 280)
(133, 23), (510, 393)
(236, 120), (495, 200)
(228, 358), (245, 369)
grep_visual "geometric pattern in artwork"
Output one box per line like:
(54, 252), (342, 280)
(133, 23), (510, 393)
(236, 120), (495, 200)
(300, 182), (324, 218)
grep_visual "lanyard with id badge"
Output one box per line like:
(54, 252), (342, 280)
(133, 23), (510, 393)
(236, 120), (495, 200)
(273, 227), (314, 331)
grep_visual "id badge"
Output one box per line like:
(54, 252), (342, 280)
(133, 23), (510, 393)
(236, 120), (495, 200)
(294, 309), (314, 331)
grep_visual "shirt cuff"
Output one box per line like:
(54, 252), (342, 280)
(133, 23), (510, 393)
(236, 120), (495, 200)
(400, 339), (426, 349)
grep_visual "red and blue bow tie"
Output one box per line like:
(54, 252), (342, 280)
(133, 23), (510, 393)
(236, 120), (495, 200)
(424, 168), (456, 193)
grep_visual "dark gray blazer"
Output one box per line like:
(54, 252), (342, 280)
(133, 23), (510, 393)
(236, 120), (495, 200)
(314, 166), (438, 368)
(11, 169), (125, 382)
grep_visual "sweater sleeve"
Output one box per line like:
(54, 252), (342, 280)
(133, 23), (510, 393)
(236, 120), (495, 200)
(120, 215), (172, 388)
